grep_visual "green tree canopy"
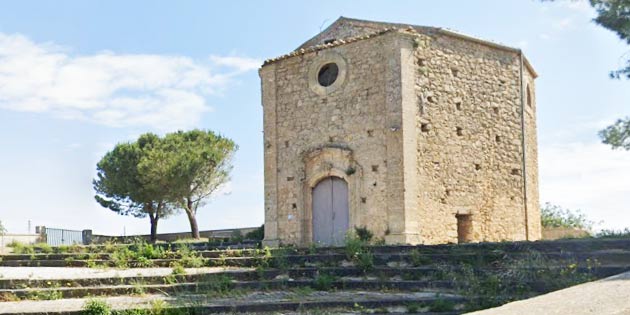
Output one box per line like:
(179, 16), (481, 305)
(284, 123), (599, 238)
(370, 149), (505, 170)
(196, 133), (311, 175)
(145, 130), (237, 239)
(589, 0), (630, 79)
(599, 117), (630, 150)
(93, 133), (176, 243)
(541, 203), (595, 231)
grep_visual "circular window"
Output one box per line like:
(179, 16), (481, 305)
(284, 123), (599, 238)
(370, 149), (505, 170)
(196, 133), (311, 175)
(317, 63), (339, 87)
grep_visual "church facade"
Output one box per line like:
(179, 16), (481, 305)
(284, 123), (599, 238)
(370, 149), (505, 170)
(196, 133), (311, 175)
(260, 17), (541, 247)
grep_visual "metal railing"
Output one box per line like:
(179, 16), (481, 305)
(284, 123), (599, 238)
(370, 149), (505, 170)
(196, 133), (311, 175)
(44, 227), (85, 246)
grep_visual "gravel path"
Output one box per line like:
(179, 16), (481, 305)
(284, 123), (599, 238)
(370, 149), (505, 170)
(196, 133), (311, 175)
(467, 271), (630, 315)
(0, 266), (251, 280)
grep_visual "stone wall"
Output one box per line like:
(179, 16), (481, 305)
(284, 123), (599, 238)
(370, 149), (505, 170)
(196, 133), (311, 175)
(262, 33), (405, 246)
(413, 32), (540, 244)
(262, 20), (541, 246)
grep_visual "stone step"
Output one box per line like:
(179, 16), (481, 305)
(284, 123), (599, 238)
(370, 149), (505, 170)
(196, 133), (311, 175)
(5, 238), (630, 261)
(3, 250), (628, 269)
(0, 291), (467, 314)
(1, 265), (625, 290)
(0, 279), (463, 300)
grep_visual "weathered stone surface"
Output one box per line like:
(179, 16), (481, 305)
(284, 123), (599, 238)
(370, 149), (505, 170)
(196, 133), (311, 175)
(466, 271), (630, 315)
(261, 17), (540, 246)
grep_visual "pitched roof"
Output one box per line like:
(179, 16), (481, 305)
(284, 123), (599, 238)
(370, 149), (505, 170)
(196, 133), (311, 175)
(264, 17), (537, 78)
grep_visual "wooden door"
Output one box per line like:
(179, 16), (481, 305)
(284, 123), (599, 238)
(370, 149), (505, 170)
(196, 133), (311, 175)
(312, 177), (349, 246)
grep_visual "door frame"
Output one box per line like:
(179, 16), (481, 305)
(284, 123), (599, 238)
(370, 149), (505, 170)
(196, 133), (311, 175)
(301, 146), (363, 246)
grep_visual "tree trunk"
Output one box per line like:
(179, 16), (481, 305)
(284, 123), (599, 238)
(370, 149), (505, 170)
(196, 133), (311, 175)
(149, 214), (159, 244)
(185, 208), (200, 239)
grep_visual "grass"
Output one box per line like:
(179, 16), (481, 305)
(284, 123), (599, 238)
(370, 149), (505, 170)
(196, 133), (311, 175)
(312, 273), (336, 291)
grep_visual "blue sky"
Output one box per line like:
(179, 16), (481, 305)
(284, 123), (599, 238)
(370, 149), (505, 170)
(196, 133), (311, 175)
(0, 0), (629, 235)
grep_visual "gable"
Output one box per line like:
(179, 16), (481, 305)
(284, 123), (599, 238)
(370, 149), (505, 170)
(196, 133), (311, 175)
(296, 17), (435, 50)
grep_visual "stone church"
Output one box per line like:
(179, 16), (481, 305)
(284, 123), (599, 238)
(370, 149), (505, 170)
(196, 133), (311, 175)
(260, 17), (541, 247)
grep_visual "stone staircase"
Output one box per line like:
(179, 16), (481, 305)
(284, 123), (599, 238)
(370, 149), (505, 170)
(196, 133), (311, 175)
(0, 238), (629, 314)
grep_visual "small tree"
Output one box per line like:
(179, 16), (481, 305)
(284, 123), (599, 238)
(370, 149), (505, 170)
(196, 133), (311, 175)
(541, 203), (594, 231)
(150, 130), (237, 239)
(0, 220), (6, 236)
(93, 134), (176, 243)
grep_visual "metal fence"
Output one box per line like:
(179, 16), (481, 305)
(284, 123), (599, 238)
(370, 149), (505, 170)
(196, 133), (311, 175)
(44, 227), (84, 246)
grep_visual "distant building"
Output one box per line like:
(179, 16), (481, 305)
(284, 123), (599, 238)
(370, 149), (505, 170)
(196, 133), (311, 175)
(260, 17), (540, 246)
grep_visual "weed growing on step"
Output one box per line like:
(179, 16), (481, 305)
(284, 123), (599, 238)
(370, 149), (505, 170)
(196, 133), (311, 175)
(203, 274), (235, 297)
(170, 262), (186, 275)
(409, 248), (431, 266)
(173, 244), (206, 268)
(312, 273), (336, 291)
(344, 231), (374, 272)
(435, 249), (600, 312)
(0, 292), (20, 302)
(25, 282), (63, 300)
(430, 297), (456, 312)
(83, 299), (112, 315)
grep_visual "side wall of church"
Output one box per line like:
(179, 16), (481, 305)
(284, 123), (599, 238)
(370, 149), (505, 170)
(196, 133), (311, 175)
(412, 33), (533, 244)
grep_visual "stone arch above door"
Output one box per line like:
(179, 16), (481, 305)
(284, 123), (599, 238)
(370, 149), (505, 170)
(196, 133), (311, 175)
(300, 146), (363, 246)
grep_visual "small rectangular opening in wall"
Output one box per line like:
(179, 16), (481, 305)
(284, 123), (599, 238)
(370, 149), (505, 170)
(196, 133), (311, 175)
(427, 96), (436, 103)
(456, 127), (463, 136)
(495, 135), (501, 143)
(292, 203), (297, 209)
(455, 102), (462, 110)
(371, 165), (379, 172)
(416, 58), (425, 66)
(456, 214), (473, 244)
(511, 168), (521, 176)
(323, 38), (336, 44)
(367, 130), (374, 137)
(493, 106), (499, 115)
(421, 123), (430, 132)
(284, 141), (289, 148)
(287, 176), (294, 181)
(474, 163), (482, 171)
(451, 68), (459, 77)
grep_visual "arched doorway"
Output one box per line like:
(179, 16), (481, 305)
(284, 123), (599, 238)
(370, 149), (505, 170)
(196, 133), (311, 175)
(312, 176), (349, 246)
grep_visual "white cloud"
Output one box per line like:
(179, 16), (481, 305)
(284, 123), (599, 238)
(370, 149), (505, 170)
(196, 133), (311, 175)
(209, 55), (261, 73)
(0, 33), (260, 130)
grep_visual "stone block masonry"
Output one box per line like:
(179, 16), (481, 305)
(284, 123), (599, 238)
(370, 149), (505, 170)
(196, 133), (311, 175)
(261, 17), (540, 246)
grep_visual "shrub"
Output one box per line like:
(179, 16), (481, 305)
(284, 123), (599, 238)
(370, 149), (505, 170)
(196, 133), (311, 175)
(344, 233), (366, 260)
(230, 230), (244, 243)
(312, 273), (335, 291)
(596, 228), (630, 239)
(10, 242), (35, 255)
(541, 203), (594, 231)
(35, 243), (53, 254)
(245, 225), (264, 241)
(83, 299), (112, 315)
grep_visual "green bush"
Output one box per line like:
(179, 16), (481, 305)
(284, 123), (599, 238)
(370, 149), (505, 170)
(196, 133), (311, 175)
(245, 225), (264, 241)
(312, 273), (336, 291)
(10, 242), (35, 255)
(596, 228), (630, 238)
(541, 203), (594, 231)
(83, 299), (111, 315)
